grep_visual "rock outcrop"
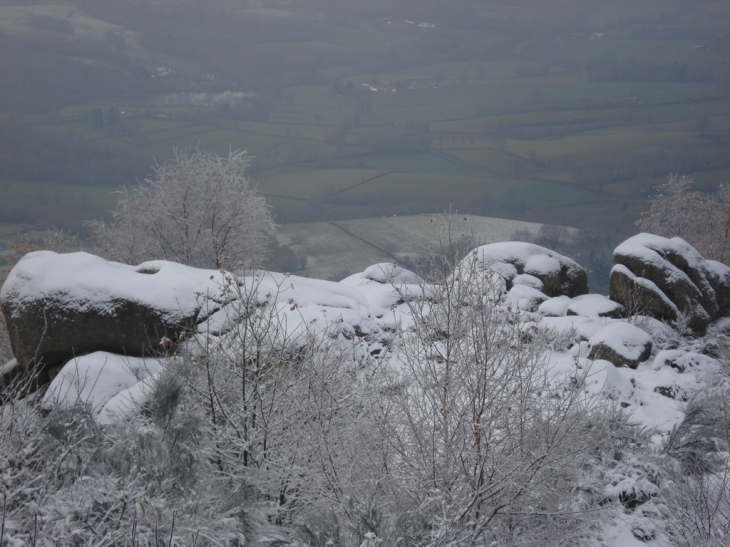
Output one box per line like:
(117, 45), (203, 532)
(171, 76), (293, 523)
(0, 251), (227, 384)
(471, 241), (589, 298)
(1, 244), (722, 436)
(41, 352), (164, 423)
(609, 234), (730, 333)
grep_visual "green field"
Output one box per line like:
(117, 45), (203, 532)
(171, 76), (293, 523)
(0, 0), (728, 242)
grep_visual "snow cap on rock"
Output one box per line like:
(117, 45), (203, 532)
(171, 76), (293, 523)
(588, 322), (653, 369)
(361, 263), (422, 285)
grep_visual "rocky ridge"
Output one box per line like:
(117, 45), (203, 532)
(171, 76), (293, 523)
(1, 234), (728, 432)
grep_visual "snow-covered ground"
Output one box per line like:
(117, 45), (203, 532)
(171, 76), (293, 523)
(29, 252), (718, 442)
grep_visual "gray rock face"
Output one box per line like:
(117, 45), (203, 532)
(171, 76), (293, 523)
(0, 251), (226, 385)
(589, 341), (651, 369)
(2, 296), (183, 385)
(609, 265), (679, 323)
(471, 241), (589, 298)
(610, 234), (730, 333)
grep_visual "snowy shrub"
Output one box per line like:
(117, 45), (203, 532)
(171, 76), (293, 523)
(295, 506), (345, 547)
(661, 468), (730, 547)
(368, 248), (601, 546)
(664, 390), (730, 475)
(560, 404), (665, 509)
(637, 174), (730, 265)
(655, 337), (730, 546)
(0, 358), (266, 545)
(169, 271), (383, 530)
(571, 406), (677, 544)
(90, 149), (275, 269)
(704, 334), (730, 378)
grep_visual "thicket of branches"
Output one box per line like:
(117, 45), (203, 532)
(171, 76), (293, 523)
(0, 241), (608, 546)
(90, 149), (275, 269)
(659, 335), (730, 547)
(370, 241), (599, 544)
(637, 174), (730, 264)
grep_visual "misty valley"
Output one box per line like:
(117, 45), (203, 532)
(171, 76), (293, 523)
(3, 1), (730, 546)
(0, 0), (728, 252)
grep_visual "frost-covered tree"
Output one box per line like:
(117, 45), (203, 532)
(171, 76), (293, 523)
(637, 174), (730, 264)
(90, 149), (275, 269)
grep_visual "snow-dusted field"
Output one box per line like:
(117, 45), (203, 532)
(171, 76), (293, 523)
(276, 214), (557, 279)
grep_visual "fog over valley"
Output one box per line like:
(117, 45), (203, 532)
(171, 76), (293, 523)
(1, 0), (728, 262)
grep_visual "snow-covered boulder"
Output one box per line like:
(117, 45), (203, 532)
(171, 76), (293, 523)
(200, 269), (380, 340)
(610, 264), (680, 323)
(588, 322), (653, 369)
(0, 251), (227, 383)
(537, 295), (573, 317)
(41, 351), (163, 415)
(504, 284), (549, 311)
(584, 359), (634, 402)
(512, 273), (544, 291)
(361, 263), (422, 285)
(610, 233), (730, 332)
(470, 242), (589, 298)
(541, 315), (606, 341)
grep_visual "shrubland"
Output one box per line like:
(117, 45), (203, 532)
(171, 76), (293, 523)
(3, 219), (730, 546)
(0, 239), (603, 545)
(4, 172), (730, 544)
